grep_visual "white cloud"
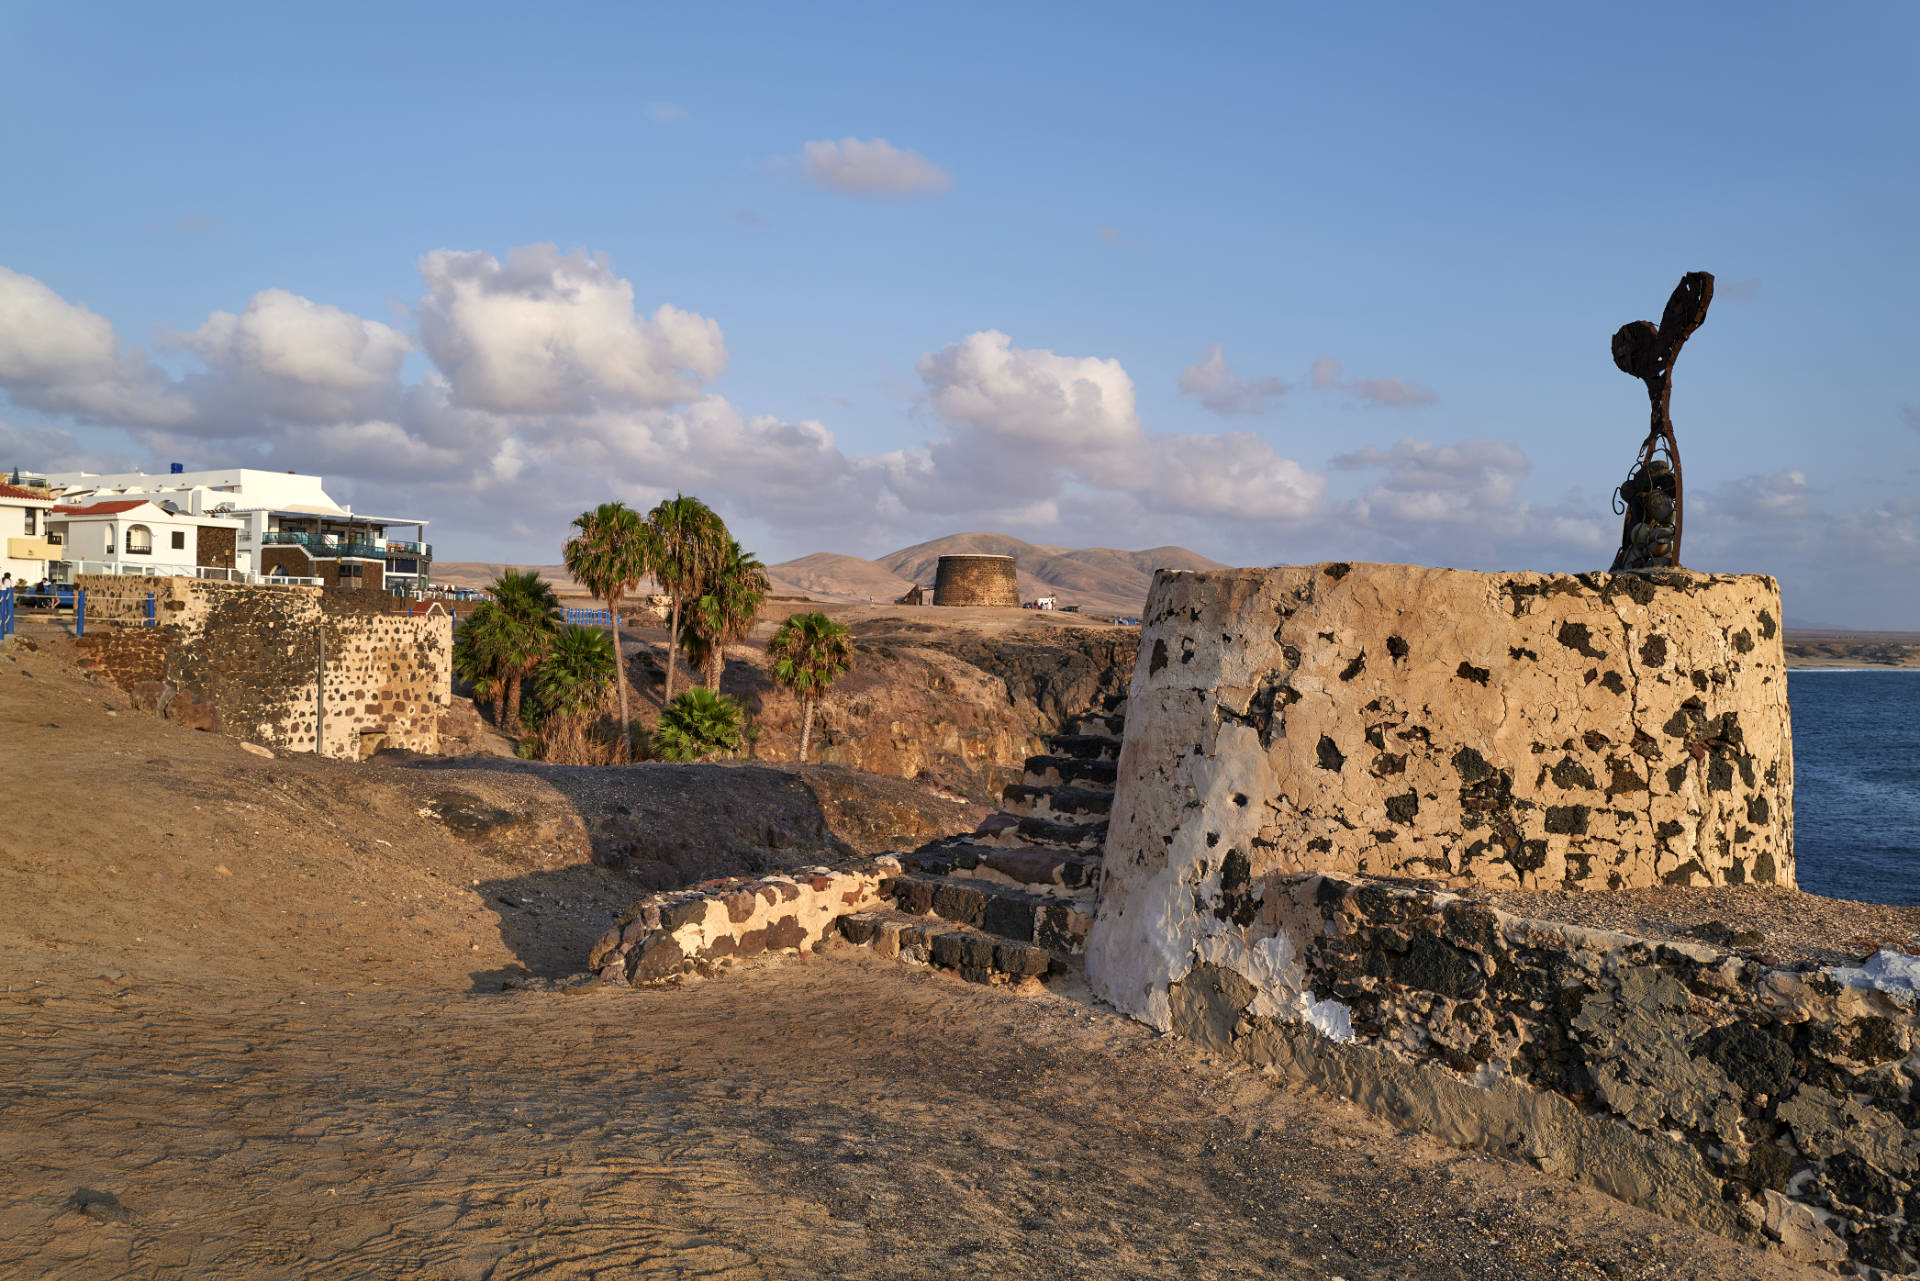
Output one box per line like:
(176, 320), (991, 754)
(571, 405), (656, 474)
(1310, 355), (1436, 407)
(798, 138), (952, 198)
(417, 244), (725, 414)
(1178, 344), (1288, 416)
(917, 330), (1136, 454)
(648, 102), (686, 123)
(1327, 437), (1606, 566)
(1348, 376), (1437, 407)
(0, 266), (188, 425)
(910, 330), (1322, 523)
(170, 288), (413, 426)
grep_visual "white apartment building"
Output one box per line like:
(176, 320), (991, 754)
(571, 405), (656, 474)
(39, 466), (433, 592)
(1, 482), (58, 584)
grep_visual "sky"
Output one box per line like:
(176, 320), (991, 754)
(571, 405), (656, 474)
(1, 1), (1915, 625)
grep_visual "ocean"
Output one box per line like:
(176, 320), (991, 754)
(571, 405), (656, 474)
(1789, 670), (1920, 905)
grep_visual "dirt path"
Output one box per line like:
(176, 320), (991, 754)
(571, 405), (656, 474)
(2, 955), (1828, 1281)
(0, 644), (1826, 1280)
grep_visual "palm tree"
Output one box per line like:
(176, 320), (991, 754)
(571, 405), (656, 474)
(647, 494), (724, 706)
(651, 688), (745, 763)
(766, 611), (853, 764)
(681, 538), (770, 691)
(534, 624), (618, 764)
(451, 602), (511, 723)
(535, 625), (617, 720)
(563, 502), (655, 761)
(487, 569), (562, 725)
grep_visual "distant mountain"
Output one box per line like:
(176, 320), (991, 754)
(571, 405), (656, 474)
(782, 532), (1228, 615)
(441, 535), (1226, 615)
(763, 553), (915, 603)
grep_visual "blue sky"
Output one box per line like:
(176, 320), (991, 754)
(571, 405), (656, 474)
(2, 1), (1915, 624)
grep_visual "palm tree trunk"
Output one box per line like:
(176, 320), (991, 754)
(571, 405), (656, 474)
(799, 698), (815, 764)
(491, 681), (507, 726)
(706, 645), (722, 693)
(608, 602), (630, 763)
(664, 597), (682, 704)
(506, 668), (522, 726)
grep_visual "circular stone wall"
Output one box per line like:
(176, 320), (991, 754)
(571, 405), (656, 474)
(932, 554), (1020, 607)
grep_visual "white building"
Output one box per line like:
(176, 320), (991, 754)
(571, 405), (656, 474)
(39, 466), (433, 592)
(47, 498), (246, 579)
(1, 482), (58, 585)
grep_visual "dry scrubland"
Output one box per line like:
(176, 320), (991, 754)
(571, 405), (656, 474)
(0, 636), (1837, 1281)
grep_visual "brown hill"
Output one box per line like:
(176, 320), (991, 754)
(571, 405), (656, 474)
(439, 534), (1224, 615)
(872, 533), (1227, 615)
(763, 552), (915, 604)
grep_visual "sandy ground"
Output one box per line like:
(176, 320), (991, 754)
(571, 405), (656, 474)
(0, 643), (1830, 1280)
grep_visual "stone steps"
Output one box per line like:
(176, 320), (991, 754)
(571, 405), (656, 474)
(1067, 712), (1125, 740)
(904, 842), (1103, 898)
(836, 909), (1053, 984)
(971, 812), (1107, 853)
(882, 872), (1095, 955)
(1046, 732), (1120, 763)
(1021, 755), (1118, 793)
(999, 783), (1113, 823)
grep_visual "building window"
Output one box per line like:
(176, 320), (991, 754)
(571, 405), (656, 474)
(23, 507), (35, 536)
(106, 527), (115, 555)
(126, 524), (153, 555)
(171, 530), (186, 550)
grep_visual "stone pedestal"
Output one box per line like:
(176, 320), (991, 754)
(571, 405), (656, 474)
(1089, 563), (1792, 1021)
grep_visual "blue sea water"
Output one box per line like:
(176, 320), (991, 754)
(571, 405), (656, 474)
(1789, 670), (1920, 905)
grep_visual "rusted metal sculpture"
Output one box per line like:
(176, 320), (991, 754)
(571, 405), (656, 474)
(1609, 271), (1713, 570)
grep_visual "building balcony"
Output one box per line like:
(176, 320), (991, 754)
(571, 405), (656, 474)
(261, 530), (384, 559)
(383, 539), (433, 560)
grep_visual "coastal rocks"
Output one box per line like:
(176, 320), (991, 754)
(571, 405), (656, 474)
(1098, 868), (1920, 1278)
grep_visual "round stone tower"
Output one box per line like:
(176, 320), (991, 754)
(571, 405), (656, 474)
(931, 554), (1020, 607)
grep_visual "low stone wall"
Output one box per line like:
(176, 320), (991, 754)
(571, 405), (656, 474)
(1151, 871), (1918, 1277)
(589, 860), (898, 984)
(74, 575), (450, 758)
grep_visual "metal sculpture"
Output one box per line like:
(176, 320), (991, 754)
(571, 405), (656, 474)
(1609, 271), (1713, 570)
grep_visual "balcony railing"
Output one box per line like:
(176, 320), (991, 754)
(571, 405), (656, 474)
(261, 530), (382, 559)
(261, 530), (432, 561)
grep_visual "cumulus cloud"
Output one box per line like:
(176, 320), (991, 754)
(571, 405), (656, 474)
(798, 138), (952, 198)
(417, 244), (725, 414)
(647, 102), (686, 123)
(0, 267), (188, 425)
(168, 288), (413, 427)
(1178, 344), (1288, 416)
(1328, 437), (1606, 565)
(1309, 356), (1436, 407)
(910, 330), (1322, 523)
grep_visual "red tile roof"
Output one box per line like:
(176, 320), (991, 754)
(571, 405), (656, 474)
(0, 483), (54, 502)
(51, 499), (150, 515)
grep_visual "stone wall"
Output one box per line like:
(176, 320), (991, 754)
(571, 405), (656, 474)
(933, 554), (1020, 608)
(196, 525), (236, 570)
(1154, 872), (1919, 1278)
(590, 861), (898, 984)
(73, 576), (450, 758)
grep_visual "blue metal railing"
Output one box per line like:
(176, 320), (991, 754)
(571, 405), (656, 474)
(0, 587), (12, 640)
(566, 607), (615, 627)
(261, 530), (384, 559)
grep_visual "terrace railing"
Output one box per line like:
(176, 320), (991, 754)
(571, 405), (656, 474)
(260, 530), (382, 558)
